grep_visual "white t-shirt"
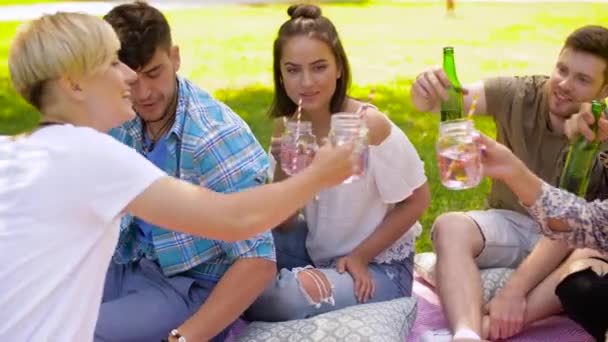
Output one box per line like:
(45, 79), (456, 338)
(0, 125), (165, 341)
(304, 122), (427, 266)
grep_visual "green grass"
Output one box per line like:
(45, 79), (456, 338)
(1, 2), (607, 251)
(0, 0), (81, 4)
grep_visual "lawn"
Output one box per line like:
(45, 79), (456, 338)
(1, 1), (607, 251)
(0, 0), (82, 4)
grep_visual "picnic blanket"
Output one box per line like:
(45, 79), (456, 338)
(408, 276), (593, 342)
(226, 275), (594, 341)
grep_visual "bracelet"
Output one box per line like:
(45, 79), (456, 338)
(170, 329), (187, 342)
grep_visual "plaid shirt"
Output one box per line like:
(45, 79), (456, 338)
(110, 77), (275, 281)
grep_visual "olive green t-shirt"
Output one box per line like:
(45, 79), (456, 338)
(484, 75), (608, 215)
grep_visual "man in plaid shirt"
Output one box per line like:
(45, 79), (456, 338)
(96, 3), (276, 341)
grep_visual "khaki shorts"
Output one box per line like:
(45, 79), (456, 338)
(466, 209), (541, 269)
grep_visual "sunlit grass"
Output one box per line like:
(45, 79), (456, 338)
(1, 1), (606, 251)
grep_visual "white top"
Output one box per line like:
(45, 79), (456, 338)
(268, 122), (426, 266)
(0, 125), (165, 341)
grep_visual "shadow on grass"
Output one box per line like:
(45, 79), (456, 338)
(214, 79), (495, 252)
(0, 75), (40, 135)
(0, 73), (492, 251)
(0, 75), (493, 251)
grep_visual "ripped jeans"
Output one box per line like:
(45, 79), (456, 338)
(245, 219), (414, 322)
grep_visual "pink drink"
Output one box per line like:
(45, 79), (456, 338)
(280, 121), (317, 176)
(437, 144), (481, 190)
(280, 141), (316, 176)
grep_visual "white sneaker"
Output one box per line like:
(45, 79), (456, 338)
(420, 328), (453, 342)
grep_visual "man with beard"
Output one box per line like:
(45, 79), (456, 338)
(412, 25), (608, 342)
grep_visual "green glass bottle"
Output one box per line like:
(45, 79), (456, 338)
(440, 47), (465, 122)
(559, 100), (606, 196)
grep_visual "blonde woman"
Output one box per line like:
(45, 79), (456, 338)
(0, 12), (355, 341)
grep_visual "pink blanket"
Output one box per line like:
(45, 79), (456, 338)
(226, 276), (594, 341)
(409, 276), (594, 342)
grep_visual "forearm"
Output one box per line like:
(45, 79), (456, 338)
(177, 258), (276, 341)
(501, 160), (544, 207)
(500, 237), (572, 297)
(134, 168), (326, 242)
(525, 182), (608, 251)
(503, 161), (608, 250)
(351, 184), (430, 262)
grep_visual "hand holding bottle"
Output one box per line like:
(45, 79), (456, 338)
(564, 102), (608, 142)
(412, 66), (453, 108)
(559, 100), (606, 196)
(412, 50), (470, 113)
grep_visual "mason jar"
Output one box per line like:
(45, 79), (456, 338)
(280, 121), (317, 176)
(436, 119), (481, 190)
(329, 113), (369, 184)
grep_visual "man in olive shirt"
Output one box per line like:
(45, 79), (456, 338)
(411, 25), (608, 341)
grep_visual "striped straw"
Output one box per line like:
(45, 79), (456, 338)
(294, 98), (303, 142)
(295, 98), (303, 122)
(467, 93), (480, 120)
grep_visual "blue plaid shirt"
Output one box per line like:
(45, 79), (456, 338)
(110, 77), (275, 281)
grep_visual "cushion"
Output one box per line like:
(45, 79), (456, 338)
(237, 297), (417, 341)
(414, 252), (514, 302)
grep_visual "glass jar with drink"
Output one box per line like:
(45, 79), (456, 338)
(280, 120), (318, 176)
(436, 119), (482, 190)
(329, 113), (369, 183)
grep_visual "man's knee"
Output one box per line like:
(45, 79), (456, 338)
(432, 212), (483, 256)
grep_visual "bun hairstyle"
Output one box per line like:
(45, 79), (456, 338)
(287, 4), (322, 20)
(269, 4), (351, 118)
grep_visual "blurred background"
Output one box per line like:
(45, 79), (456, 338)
(1, 0), (606, 251)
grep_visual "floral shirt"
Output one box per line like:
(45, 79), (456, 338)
(526, 182), (608, 253)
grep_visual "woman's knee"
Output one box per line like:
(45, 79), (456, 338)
(555, 262), (607, 311)
(564, 258), (608, 280)
(248, 267), (334, 322)
(555, 265), (608, 341)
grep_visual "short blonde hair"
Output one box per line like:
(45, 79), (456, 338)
(8, 12), (120, 109)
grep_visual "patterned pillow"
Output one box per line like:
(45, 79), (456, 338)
(414, 252), (514, 302)
(236, 297), (417, 342)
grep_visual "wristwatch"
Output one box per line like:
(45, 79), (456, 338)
(170, 329), (187, 342)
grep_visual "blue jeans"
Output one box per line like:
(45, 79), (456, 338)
(95, 259), (232, 342)
(246, 219), (414, 322)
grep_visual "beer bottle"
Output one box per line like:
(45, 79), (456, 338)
(559, 100), (606, 196)
(440, 47), (465, 122)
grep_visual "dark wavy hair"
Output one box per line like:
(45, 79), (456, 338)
(103, 1), (172, 70)
(269, 4), (351, 118)
(564, 25), (608, 84)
